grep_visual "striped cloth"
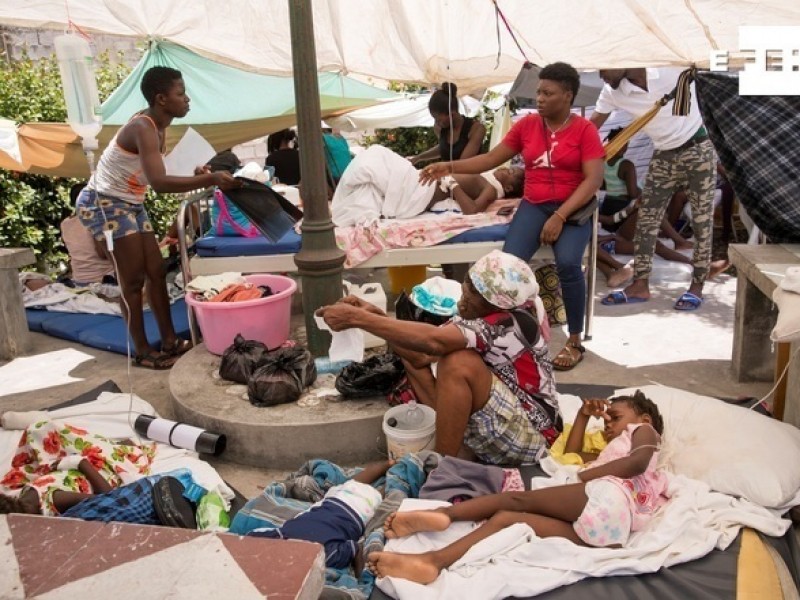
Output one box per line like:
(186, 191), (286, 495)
(229, 455), (438, 600)
(695, 71), (800, 243)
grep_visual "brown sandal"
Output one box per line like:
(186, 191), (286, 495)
(133, 351), (177, 370)
(162, 337), (193, 357)
(553, 342), (585, 371)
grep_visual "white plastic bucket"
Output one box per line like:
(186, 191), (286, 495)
(382, 403), (436, 460)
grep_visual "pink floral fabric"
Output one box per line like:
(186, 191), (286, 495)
(582, 423), (669, 532)
(332, 201), (517, 268)
(0, 419), (156, 516)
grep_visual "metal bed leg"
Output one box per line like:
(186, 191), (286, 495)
(177, 190), (210, 347)
(583, 207), (599, 341)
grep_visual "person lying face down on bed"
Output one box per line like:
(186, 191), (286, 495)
(368, 391), (669, 585)
(330, 145), (523, 226)
(319, 250), (560, 466)
(247, 459), (394, 572)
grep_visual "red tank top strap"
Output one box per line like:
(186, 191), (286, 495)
(130, 113), (165, 153)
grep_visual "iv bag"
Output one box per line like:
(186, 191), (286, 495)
(54, 34), (102, 150)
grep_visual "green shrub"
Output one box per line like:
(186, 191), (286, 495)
(363, 127), (438, 160)
(0, 47), (180, 273)
(362, 84), (504, 162)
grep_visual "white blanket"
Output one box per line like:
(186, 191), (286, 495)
(377, 462), (790, 600)
(21, 281), (122, 315)
(0, 392), (234, 506)
(331, 145), (436, 226)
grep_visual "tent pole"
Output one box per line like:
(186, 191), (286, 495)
(288, 0), (345, 357)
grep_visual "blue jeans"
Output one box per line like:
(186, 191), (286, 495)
(503, 201), (592, 335)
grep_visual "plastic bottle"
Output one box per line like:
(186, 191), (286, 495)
(403, 400), (425, 429)
(314, 356), (354, 375)
(54, 34), (102, 150)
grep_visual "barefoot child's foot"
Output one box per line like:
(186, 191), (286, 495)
(384, 509), (451, 539)
(368, 551), (442, 585)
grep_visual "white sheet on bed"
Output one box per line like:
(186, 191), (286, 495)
(331, 145), (436, 226)
(377, 468), (789, 600)
(0, 392), (234, 504)
(22, 281), (122, 315)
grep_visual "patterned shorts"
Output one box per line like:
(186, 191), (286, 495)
(464, 375), (546, 466)
(573, 479), (632, 547)
(76, 188), (154, 241)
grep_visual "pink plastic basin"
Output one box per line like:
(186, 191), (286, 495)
(185, 274), (297, 355)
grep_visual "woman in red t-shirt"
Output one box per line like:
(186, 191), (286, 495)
(421, 62), (604, 371)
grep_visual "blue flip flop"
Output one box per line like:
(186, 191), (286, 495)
(601, 290), (648, 306)
(674, 292), (703, 311)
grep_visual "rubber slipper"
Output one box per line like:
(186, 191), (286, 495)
(600, 240), (616, 254)
(601, 290), (648, 306)
(674, 292), (703, 311)
(133, 351), (177, 370)
(162, 337), (193, 357)
(153, 476), (197, 529)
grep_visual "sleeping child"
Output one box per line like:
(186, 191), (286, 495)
(331, 145), (523, 225)
(247, 459), (395, 570)
(367, 390), (669, 584)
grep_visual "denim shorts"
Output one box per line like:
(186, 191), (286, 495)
(76, 188), (154, 241)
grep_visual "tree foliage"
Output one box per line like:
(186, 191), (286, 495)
(0, 47), (179, 273)
(362, 84), (503, 162)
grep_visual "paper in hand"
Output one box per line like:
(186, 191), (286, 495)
(163, 127), (216, 176)
(314, 314), (365, 363)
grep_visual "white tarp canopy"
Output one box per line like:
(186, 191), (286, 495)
(2, 1), (800, 93)
(328, 93), (490, 133)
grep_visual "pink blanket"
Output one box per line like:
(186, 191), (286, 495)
(334, 200), (518, 268)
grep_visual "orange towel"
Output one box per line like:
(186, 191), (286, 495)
(210, 283), (264, 302)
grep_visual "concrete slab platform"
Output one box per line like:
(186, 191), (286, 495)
(1, 514), (325, 599)
(170, 344), (388, 468)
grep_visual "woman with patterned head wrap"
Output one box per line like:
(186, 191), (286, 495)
(319, 250), (560, 466)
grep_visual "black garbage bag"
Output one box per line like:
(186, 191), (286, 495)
(394, 291), (451, 326)
(219, 334), (271, 384)
(335, 352), (405, 398)
(248, 347), (317, 407)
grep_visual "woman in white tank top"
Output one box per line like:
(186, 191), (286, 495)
(76, 66), (240, 369)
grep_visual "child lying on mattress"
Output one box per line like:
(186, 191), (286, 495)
(247, 459), (395, 572)
(0, 417), (207, 528)
(331, 145), (523, 225)
(0, 457), (199, 529)
(367, 391), (669, 585)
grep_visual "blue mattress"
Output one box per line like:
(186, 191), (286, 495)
(194, 223), (511, 257)
(26, 299), (191, 355)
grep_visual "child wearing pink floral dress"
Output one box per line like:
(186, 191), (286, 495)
(367, 390), (669, 585)
(0, 419), (155, 516)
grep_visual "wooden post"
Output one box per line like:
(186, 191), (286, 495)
(0, 248), (35, 360)
(772, 342), (790, 420)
